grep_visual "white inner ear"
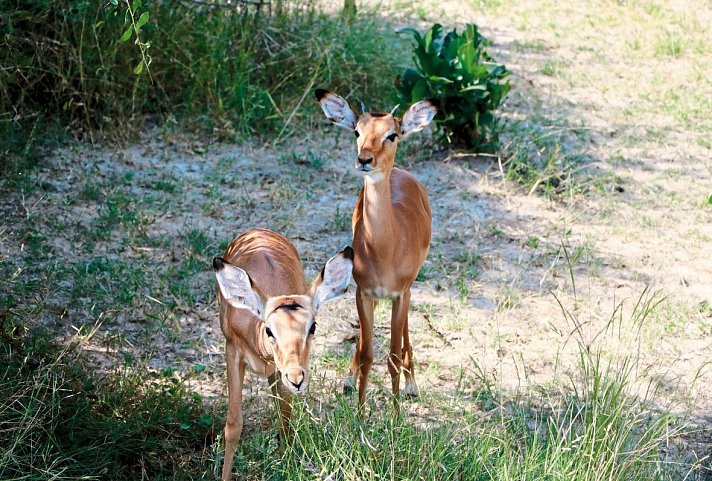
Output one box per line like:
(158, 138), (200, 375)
(400, 100), (437, 138)
(319, 94), (358, 130)
(215, 264), (264, 317)
(312, 252), (353, 312)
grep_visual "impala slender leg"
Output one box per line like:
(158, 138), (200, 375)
(268, 373), (293, 446)
(222, 342), (245, 481)
(400, 289), (418, 397)
(349, 286), (375, 407)
(389, 291), (409, 402)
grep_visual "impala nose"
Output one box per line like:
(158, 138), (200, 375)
(285, 369), (305, 391)
(357, 156), (373, 166)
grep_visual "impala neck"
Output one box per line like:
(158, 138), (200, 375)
(361, 168), (396, 249)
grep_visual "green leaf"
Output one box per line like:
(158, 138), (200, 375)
(443, 30), (460, 62)
(121, 26), (132, 41)
(411, 78), (428, 102)
(428, 75), (454, 84)
(137, 11), (149, 28)
(402, 67), (422, 84)
(131, 0), (142, 11)
(480, 112), (495, 129)
(424, 23), (442, 55)
(398, 27), (424, 46)
(194, 363), (206, 373)
(460, 84), (487, 92)
(413, 45), (429, 72)
(708, 194), (712, 204)
(198, 414), (214, 428)
(488, 64), (511, 79)
(134, 60), (144, 75)
(109, 0), (118, 5)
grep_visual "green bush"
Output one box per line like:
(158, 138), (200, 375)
(396, 23), (511, 150)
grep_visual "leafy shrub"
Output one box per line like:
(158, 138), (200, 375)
(396, 24), (511, 150)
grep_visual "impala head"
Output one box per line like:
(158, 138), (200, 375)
(213, 246), (354, 394)
(315, 89), (438, 178)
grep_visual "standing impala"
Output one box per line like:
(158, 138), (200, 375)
(213, 228), (353, 480)
(315, 89), (437, 407)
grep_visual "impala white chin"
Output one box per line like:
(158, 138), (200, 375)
(280, 366), (310, 394)
(283, 378), (309, 394)
(355, 163), (374, 172)
(358, 167), (385, 183)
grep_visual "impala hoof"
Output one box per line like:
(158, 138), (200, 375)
(342, 375), (356, 395)
(403, 382), (419, 398)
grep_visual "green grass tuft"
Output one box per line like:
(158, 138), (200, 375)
(0, 322), (219, 480)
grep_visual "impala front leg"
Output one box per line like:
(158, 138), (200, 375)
(349, 286), (375, 408)
(388, 290), (409, 402)
(222, 342), (245, 481)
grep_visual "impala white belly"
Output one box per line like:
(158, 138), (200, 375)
(365, 287), (400, 299)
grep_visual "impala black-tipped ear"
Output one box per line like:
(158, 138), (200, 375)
(214, 259), (263, 315)
(309, 246), (354, 312)
(400, 98), (439, 138)
(315, 90), (358, 130)
(213, 256), (226, 271)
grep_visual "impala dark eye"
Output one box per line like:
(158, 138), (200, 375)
(386, 133), (398, 142)
(265, 327), (274, 338)
(354, 131), (360, 138)
(309, 323), (316, 336)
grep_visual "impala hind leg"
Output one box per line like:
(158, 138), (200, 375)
(346, 287), (375, 407)
(401, 289), (418, 397)
(222, 343), (245, 481)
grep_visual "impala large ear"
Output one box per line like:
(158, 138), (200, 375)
(400, 99), (439, 138)
(309, 246), (354, 312)
(213, 257), (264, 317)
(315, 89), (358, 131)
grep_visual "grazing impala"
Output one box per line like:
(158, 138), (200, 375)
(213, 228), (353, 480)
(315, 89), (437, 407)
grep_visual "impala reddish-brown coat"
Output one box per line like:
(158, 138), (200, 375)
(315, 89), (438, 407)
(213, 228), (353, 480)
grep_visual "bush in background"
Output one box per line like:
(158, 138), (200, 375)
(396, 23), (510, 151)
